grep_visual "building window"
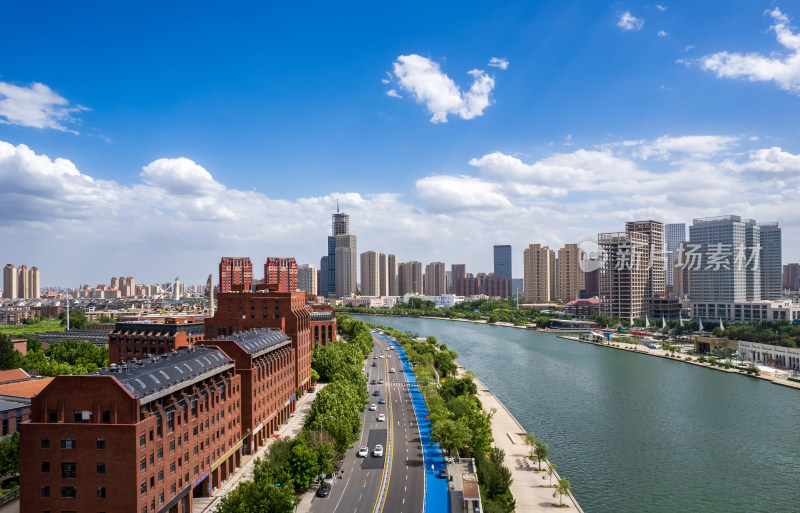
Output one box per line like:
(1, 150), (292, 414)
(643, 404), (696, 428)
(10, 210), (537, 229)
(41, 486), (50, 497)
(41, 437), (50, 448)
(170, 483), (176, 495)
(41, 461), (50, 472)
(158, 470), (163, 482)
(102, 410), (111, 423)
(48, 410), (57, 422)
(97, 487), (106, 498)
(149, 453), (154, 465)
(62, 462), (77, 478)
(61, 438), (76, 449)
(140, 482), (147, 495)
(140, 458), (146, 471)
(97, 462), (106, 474)
(139, 433), (146, 446)
(170, 462), (175, 473)
(158, 492), (164, 504)
(96, 438), (106, 449)
(169, 440), (175, 452)
(61, 486), (77, 498)
(157, 448), (163, 460)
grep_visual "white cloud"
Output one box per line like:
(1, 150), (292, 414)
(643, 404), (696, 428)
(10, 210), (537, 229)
(732, 146), (800, 173)
(488, 57), (509, 70)
(634, 135), (739, 159)
(617, 11), (644, 31)
(385, 89), (402, 98)
(389, 54), (496, 123)
(656, 5), (667, 12)
(0, 81), (87, 133)
(700, 8), (800, 93)
(658, 30), (667, 37)
(415, 175), (511, 211)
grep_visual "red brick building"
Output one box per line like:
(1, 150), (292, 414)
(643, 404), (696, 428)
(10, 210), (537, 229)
(204, 287), (312, 395)
(307, 303), (337, 346)
(264, 257), (298, 293)
(21, 347), (242, 513)
(108, 317), (206, 364)
(207, 329), (295, 454)
(219, 257), (253, 294)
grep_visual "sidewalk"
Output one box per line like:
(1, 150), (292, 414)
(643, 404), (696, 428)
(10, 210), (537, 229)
(193, 384), (325, 513)
(457, 365), (583, 512)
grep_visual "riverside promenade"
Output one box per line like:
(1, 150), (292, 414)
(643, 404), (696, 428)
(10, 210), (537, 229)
(456, 364), (583, 512)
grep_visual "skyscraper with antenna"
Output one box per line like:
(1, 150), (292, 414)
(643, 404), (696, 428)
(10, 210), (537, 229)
(325, 201), (356, 297)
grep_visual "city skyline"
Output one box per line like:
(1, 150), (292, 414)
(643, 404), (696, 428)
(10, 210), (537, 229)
(3, 2), (800, 286)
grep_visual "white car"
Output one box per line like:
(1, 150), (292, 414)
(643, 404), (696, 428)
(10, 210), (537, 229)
(369, 404), (377, 411)
(377, 414), (385, 422)
(357, 446), (369, 458)
(373, 355), (378, 359)
(373, 444), (384, 457)
(389, 368), (396, 373)
(379, 355), (384, 358)
(387, 355), (392, 359)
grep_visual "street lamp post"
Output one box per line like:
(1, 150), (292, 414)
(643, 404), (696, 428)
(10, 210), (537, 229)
(319, 415), (333, 441)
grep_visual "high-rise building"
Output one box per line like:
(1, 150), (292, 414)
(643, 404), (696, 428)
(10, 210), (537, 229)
(665, 223), (686, 287)
(334, 234), (357, 297)
(688, 216), (761, 303)
(360, 251), (382, 296)
(319, 256), (328, 296)
(424, 262), (447, 296)
(219, 257), (253, 293)
(784, 263), (800, 292)
(523, 244), (556, 303)
(386, 254), (399, 296)
(2, 265), (17, 299)
(673, 242), (691, 297)
(759, 223), (782, 300)
(399, 261), (423, 295)
(626, 221), (666, 299)
(298, 264), (318, 296)
(493, 245), (512, 281)
(557, 244), (585, 302)
(264, 257), (298, 292)
(598, 230), (650, 320)
(17, 265), (29, 299)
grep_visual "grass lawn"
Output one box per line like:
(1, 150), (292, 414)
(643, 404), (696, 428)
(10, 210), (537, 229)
(0, 320), (65, 337)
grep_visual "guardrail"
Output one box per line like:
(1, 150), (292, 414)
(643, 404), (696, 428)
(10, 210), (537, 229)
(0, 488), (20, 505)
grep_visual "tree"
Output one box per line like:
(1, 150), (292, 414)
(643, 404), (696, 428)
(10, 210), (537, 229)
(432, 419), (471, 459)
(0, 432), (20, 477)
(216, 477), (299, 513)
(533, 440), (549, 471)
(59, 309), (88, 329)
(547, 462), (556, 486)
(287, 441), (320, 491)
(0, 334), (24, 371)
(523, 432), (537, 461)
(555, 478), (571, 506)
(463, 408), (494, 456)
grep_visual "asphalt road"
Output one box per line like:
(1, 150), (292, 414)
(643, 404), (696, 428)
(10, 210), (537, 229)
(306, 333), (424, 513)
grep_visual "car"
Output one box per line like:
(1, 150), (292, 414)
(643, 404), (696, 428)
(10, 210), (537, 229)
(387, 355), (392, 359)
(369, 403), (377, 411)
(357, 446), (369, 457)
(377, 379), (384, 385)
(370, 379), (377, 385)
(379, 355), (384, 358)
(378, 398), (386, 404)
(373, 355), (378, 359)
(316, 482), (332, 497)
(377, 413), (385, 422)
(308, 386), (316, 393)
(373, 444), (384, 457)
(373, 390), (380, 396)
(439, 469), (448, 478)
(389, 368), (396, 373)
(372, 362), (377, 367)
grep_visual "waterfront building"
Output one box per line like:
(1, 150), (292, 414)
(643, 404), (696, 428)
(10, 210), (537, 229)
(691, 299), (800, 322)
(673, 242), (691, 297)
(399, 261), (423, 295)
(493, 245), (512, 282)
(297, 264), (318, 296)
(665, 223), (686, 288)
(626, 220), (666, 299)
(307, 303), (337, 345)
(523, 244), (556, 303)
(326, 207), (352, 297)
(264, 257), (298, 293)
(360, 251), (382, 297)
(564, 298), (599, 317)
(20, 346), (242, 513)
(557, 244), (585, 302)
(688, 216), (762, 303)
(334, 235), (357, 297)
(424, 262), (447, 296)
(759, 223), (782, 300)
(219, 257), (253, 294)
(385, 254), (399, 296)
(784, 263), (800, 292)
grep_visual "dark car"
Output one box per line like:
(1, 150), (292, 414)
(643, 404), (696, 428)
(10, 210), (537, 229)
(370, 379), (377, 385)
(373, 390), (380, 396)
(439, 469), (448, 478)
(378, 398), (386, 404)
(316, 482), (332, 497)
(372, 362), (377, 367)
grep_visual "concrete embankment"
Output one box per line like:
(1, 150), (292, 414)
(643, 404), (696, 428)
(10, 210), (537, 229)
(558, 335), (800, 391)
(456, 364), (584, 512)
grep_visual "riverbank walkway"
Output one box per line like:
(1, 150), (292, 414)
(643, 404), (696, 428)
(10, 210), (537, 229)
(558, 336), (800, 391)
(456, 364), (584, 512)
(193, 384), (325, 513)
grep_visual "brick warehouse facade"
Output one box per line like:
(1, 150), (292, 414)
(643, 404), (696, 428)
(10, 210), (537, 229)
(21, 347), (242, 513)
(204, 287), (312, 395)
(307, 303), (337, 346)
(108, 317), (205, 364)
(207, 330), (295, 454)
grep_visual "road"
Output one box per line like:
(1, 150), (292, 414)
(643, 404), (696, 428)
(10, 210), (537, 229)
(306, 333), (424, 513)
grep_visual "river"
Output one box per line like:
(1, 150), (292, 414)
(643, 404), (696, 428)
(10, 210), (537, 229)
(353, 315), (800, 513)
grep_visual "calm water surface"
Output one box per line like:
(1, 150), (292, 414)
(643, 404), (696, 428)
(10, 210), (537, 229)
(354, 315), (800, 513)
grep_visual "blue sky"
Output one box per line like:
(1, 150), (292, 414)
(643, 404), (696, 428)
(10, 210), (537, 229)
(2, 0), (800, 287)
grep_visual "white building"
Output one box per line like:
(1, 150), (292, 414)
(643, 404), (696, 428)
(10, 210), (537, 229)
(692, 299), (800, 322)
(739, 340), (800, 370)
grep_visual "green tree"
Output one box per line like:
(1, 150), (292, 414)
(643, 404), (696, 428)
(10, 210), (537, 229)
(555, 478), (571, 506)
(523, 432), (537, 461)
(533, 440), (549, 471)
(432, 419), (471, 459)
(0, 432), (20, 477)
(547, 462), (556, 486)
(59, 309), (88, 329)
(287, 441), (320, 491)
(0, 334), (24, 370)
(463, 408), (494, 456)
(216, 477), (299, 513)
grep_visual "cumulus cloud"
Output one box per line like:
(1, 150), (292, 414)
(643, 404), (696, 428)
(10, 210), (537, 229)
(617, 11), (644, 31)
(634, 135), (739, 159)
(700, 8), (800, 93)
(389, 54), (496, 123)
(0, 81), (87, 133)
(656, 4), (667, 12)
(658, 30), (667, 37)
(415, 175), (511, 211)
(488, 57), (509, 70)
(730, 146), (800, 173)
(385, 89), (402, 98)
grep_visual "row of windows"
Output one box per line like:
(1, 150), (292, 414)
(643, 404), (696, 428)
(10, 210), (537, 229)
(41, 437), (98, 449)
(41, 485), (104, 498)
